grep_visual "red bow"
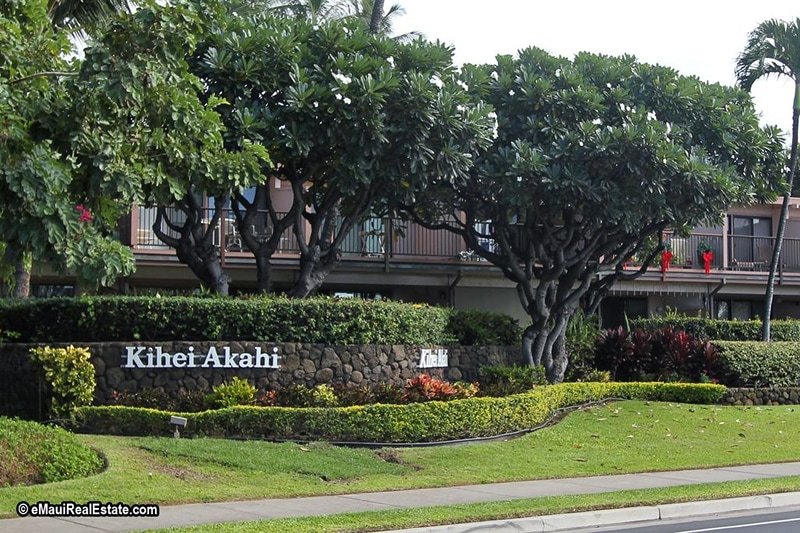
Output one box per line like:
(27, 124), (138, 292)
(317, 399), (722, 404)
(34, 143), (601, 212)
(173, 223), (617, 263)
(660, 250), (673, 273)
(702, 250), (713, 275)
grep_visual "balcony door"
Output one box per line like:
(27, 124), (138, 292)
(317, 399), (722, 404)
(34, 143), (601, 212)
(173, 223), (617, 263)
(730, 216), (772, 267)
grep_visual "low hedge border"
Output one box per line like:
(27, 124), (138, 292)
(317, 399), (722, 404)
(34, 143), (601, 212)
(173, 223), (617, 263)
(714, 341), (800, 387)
(631, 317), (800, 342)
(71, 382), (726, 443)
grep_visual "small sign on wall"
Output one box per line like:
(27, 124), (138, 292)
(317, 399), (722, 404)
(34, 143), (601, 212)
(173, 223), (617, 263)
(419, 348), (448, 368)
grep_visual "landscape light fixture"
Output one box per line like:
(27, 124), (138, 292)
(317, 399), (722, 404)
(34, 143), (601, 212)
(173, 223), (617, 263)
(170, 415), (188, 438)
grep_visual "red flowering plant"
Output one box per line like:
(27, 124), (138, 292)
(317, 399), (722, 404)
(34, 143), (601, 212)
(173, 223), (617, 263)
(403, 374), (458, 402)
(75, 204), (93, 223)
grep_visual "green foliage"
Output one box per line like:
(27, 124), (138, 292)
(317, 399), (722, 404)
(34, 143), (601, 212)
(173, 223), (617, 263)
(411, 46), (787, 381)
(212, 377), (257, 408)
(0, 417), (103, 486)
(714, 341), (800, 387)
(565, 311), (600, 381)
(109, 388), (212, 412)
(582, 369), (612, 383)
(72, 382), (727, 442)
(0, 0), (134, 288)
(193, 8), (494, 295)
(446, 310), (521, 345)
(0, 296), (517, 345)
(631, 317), (800, 341)
(28, 345), (95, 418)
(477, 364), (547, 397)
(310, 384), (340, 408)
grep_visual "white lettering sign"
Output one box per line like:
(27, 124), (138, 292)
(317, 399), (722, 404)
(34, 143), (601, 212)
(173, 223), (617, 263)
(122, 346), (280, 369)
(419, 348), (448, 368)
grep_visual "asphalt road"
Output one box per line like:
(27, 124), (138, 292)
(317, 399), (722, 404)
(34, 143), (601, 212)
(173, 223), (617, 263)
(570, 505), (800, 533)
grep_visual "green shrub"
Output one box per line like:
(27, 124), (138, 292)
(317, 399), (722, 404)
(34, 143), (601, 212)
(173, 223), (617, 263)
(72, 382), (726, 442)
(110, 389), (212, 412)
(212, 377), (257, 408)
(631, 317), (800, 341)
(310, 384), (340, 407)
(478, 364), (547, 396)
(447, 309), (521, 345)
(0, 296), (520, 346)
(28, 346), (95, 418)
(582, 369), (612, 382)
(714, 341), (800, 387)
(565, 311), (600, 381)
(0, 417), (103, 486)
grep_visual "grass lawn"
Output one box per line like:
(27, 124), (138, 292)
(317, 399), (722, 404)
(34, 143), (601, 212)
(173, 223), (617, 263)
(3, 401), (800, 519)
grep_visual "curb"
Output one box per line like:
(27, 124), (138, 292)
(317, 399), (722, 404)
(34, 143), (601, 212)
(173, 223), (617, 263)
(385, 492), (800, 532)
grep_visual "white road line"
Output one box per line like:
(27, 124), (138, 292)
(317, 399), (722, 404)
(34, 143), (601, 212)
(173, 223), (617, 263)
(678, 516), (800, 533)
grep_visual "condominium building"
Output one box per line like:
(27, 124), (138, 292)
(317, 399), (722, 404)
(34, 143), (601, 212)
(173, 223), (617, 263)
(28, 196), (800, 327)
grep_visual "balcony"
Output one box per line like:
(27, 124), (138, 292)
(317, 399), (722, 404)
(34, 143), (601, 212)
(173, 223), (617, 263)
(129, 207), (473, 264)
(128, 208), (800, 277)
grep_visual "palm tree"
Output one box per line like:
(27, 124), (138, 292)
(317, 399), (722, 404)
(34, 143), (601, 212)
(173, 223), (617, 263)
(347, 0), (421, 40)
(47, 0), (132, 36)
(736, 18), (800, 340)
(267, 0), (348, 24)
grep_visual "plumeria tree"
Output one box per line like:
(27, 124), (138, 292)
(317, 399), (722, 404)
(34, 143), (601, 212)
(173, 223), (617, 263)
(1, 0), (134, 296)
(193, 12), (492, 295)
(736, 18), (800, 341)
(406, 49), (786, 382)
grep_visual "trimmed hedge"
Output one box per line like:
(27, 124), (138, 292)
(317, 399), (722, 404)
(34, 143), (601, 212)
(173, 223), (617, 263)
(72, 382), (726, 442)
(631, 317), (800, 342)
(0, 417), (104, 485)
(715, 341), (800, 387)
(0, 296), (519, 346)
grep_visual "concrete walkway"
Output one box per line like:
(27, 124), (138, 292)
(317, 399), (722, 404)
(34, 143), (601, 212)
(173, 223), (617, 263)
(5, 462), (800, 532)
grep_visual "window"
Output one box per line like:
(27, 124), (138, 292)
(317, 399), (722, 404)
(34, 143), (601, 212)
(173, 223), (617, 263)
(716, 299), (758, 321)
(730, 216), (772, 267)
(600, 297), (648, 328)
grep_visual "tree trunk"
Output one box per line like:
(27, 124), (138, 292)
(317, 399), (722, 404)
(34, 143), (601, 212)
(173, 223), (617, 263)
(288, 249), (336, 298)
(520, 309), (572, 383)
(174, 238), (230, 295)
(13, 256), (30, 298)
(255, 251), (272, 294)
(368, 0), (385, 34)
(153, 201), (230, 296)
(763, 83), (800, 341)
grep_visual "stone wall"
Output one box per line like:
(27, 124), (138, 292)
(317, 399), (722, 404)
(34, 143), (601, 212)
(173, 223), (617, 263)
(722, 387), (800, 406)
(0, 342), (521, 409)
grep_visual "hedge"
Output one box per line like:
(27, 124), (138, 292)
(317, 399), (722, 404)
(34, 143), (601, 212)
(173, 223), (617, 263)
(0, 417), (104, 485)
(714, 341), (800, 387)
(72, 382), (726, 442)
(0, 296), (520, 346)
(631, 317), (800, 341)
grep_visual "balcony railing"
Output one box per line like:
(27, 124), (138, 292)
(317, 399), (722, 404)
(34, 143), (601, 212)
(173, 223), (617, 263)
(130, 209), (800, 274)
(132, 208), (467, 260)
(663, 232), (724, 269)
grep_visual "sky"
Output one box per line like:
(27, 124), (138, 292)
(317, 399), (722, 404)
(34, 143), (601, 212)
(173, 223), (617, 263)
(393, 0), (798, 139)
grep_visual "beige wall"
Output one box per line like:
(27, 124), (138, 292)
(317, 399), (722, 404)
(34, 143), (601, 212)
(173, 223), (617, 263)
(454, 286), (529, 324)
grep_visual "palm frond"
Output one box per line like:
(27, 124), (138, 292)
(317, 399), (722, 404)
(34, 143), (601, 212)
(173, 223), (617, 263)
(736, 17), (800, 90)
(47, 0), (131, 33)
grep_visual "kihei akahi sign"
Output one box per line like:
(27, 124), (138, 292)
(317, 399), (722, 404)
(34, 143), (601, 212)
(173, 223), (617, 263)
(122, 346), (281, 369)
(121, 345), (449, 370)
(418, 348), (448, 368)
